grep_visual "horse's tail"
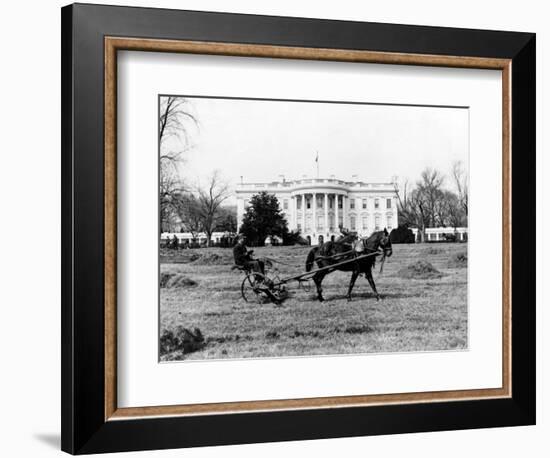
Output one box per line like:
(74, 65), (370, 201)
(306, 247), (319, 272)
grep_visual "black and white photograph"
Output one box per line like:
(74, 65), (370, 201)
(0, 0), (542, 456)
(159, 95), (469, 361)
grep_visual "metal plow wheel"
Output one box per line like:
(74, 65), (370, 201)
(241, 272), (286, 304)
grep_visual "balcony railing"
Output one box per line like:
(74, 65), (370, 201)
(236, 177), (394, 190)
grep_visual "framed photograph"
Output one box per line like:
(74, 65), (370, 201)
(61, 3), (536, 454)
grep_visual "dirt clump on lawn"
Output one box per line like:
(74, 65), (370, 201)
(397, 260), (445, 279)
(160, 272), (198, 288)
(192, 252), (233, 265)
(425, 247), (443, 255)
(159, 249), (201, 263)
(448, 251), (468, 268)
(160, 326), (205, 355)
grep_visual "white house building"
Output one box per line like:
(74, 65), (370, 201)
(236, 177), (398, 245)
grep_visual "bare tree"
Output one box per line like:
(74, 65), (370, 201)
(159, 166), (181, 232)
(159, 97), (197, 148)
(452, 161), (468, 217)
(417, 168), (445, 228)
(195, 171), (231, 247)
(394, 167), (466, 242)
(394, 168), (447, 242)
(173, 194), (204, 239)
(158, 96), (198, 231)
(409, 188), (430, 242)
(159, 96), (198, 170)
(437, 190), (465, 229)
(393, 178), (417, 227)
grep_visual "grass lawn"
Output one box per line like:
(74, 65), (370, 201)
(160, 243), (467, 361)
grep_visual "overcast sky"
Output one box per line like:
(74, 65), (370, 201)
(163, 96), (468, 204)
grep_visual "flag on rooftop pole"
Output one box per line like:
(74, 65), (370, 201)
(315, 151), (319, 178)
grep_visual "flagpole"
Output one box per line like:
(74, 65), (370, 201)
(315, 151), (319, 179)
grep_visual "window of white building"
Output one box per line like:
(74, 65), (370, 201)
(350, 216), (356, 230)
(297, 197), (302, 210)
(338, 196), (342, 209)
(386, 214), (393, 229)
(317, 215), (324, 230)
(306, 198), (311, 209)
(374, 198), (380, 209)
(362, 198), (367, 209)
(375, 215), (380, 230)
(350, 199), (355, 210)
(362, 216), (369, 231)
(386, 198), (392, 209)
(283, 199), (288, 210)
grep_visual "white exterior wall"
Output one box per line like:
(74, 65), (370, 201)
(410, 227), (468, 242)
(235, 178), (398, 245)
(161, 231), (231, 244)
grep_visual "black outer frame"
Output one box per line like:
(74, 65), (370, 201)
(61, 3), (535, 454)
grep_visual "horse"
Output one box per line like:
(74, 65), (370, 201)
(305, 229), (393, 302)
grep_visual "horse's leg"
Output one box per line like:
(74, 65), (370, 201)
(313, 269), (327, 302)
(365, 269), (381, 300)
(346, 270), (360, 301)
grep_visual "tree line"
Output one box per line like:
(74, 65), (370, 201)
(394, 163), (468, 242)
(159, 96), (237, 246)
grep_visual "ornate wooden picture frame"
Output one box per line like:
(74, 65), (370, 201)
(62, 3), (535, 454)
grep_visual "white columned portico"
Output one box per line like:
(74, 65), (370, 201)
(293, 196), (297, 229)
(343, 195), (347, 229)
(312, 193), (317, 235)
(301, 195), (306, 233)
(334, 193), (339, 232)
(324, 193), (328, 235)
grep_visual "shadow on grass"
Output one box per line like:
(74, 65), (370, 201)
(319, 291), (418, 300)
